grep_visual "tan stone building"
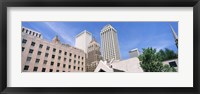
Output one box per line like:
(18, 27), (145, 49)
(85, 38), (102, 72)
(21, 27), (86, 72)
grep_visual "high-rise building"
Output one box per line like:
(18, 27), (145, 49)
(86, 38), (102, 72)
(21, 27), (86, 72)
(169, 24), (178, 48)
(129, 48), (140, 58)
(75, 30), (92, 53)
(100, 24), (120, 61)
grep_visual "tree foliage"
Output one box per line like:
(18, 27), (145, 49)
(139, 47), (177, 72)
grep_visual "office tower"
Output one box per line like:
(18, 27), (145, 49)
(75, 30), (92, 53)
(129, 48), (140, 58)
(100, 24), (120, 61)
(86, 38), (102, 72)
(22, 27), (85, 72)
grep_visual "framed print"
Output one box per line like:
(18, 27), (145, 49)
(0, 0), (200, 94)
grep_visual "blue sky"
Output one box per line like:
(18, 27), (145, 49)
(22, 22), (178, 60)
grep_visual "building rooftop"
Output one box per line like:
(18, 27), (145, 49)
(75, 30), (92, 38)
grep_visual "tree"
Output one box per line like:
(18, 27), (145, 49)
(139, 47), (177, 72)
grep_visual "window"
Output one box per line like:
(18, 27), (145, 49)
(46, 46), (50, 50)
(82, 62), (84, 65)
(35, 59), (40, 63)
(26, 57), (31, 61)
(45, 53), (49, 57)
(78, 61), (80, 65)
(68, 65), (71, 69)
(74, 55), (76, 58)
(33, 32), (35, 35)
(56, 70), (59, 72)
(64, 58), (66, 61)
(82, 57), (84, 60)
(78, 56), (80, 59)
(74, 66), (76, 70)
(63, 64), (66, 68)
(39, 34), (41, 38)
(70, 53), (72, 57)
(24, 65), (29, 70)
(28, 48), (34, 54)
(49, 69), (53, 72)
(36, 33), (38, 37)
(31, 42), (35, 46)
(51, 62), (54, 66)
(29, 31), (32, 34)
(26, 30), (28, 33)
(69, 59), (71, 62)
(169, 61), (177, 67)
(78, 67), (80, 70)
(53, 48), (56, 52)
(22, 39), (27, 44)
(39, 44), (43, 48)
(22, 28), (25, 32)
(57, 63), (60, 67)
(74, 60), (76, 64)
(52, 55), (55, 59)
(42, 68), (46, 72)
(63, 71), (65, 72)
(22, 47), (25, 52)
(59, 50), (62, 54)
(43, 60), (47, 65)
(37, 51), (42, 55)
(58, 56), (61, 60)
(33, 67), (38, 72)
(82, 68), (84, 71)
(64, 52), (67, 55)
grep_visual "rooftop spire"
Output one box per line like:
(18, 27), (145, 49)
(169, 24), (178, 48)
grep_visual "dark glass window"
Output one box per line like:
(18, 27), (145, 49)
(24, 65), (29, 70)
(46, 46), (50, 50)
(42, 68), (46, 72)
(22, 39), (27, 44)
(39, 44), (43, 48)
(31, 42), (35, 46)
(33, 67), (38, 71)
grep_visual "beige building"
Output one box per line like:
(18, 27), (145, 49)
(21, 27), (86, 72)
(100, 24), (120, 61)
(85, 38), (102, 72)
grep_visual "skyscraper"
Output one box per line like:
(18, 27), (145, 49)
(100, 24), (120, 61)
(86, 38), (102, 72)
(75, 30), (92, 53)
(169, 24), (178, 48)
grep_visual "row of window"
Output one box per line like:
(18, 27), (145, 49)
(22, 39), (84, 60)
(23, 65), (84, 72)
(22, 28), (41, 38)
(26, 57), (84, 66)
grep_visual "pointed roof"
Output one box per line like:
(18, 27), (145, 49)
(169, 24), (178, 40)
(52, 35), (60, 43)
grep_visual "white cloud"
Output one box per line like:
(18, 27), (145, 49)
(44, 22), (79, 46)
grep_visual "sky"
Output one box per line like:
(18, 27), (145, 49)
(22, 22), (178, 60)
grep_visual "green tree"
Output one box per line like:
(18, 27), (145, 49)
(139, 47), (177, 72)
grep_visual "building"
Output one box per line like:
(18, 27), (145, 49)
(21, 27), (86, 72)
(85, 38), (102, 72)
(162, 59), (178, 71)
(75, 30), (92, 53)
(129, 48), (140, 58)
(94, 57), (143, 72)
(169, 24), (178, 48)
(100, 24), (120, 61)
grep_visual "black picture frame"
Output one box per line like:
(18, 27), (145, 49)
(0, 0), (200, 94)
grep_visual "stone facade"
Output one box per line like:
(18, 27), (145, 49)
(21, 27), (86, 72)
(86, 38), (102, 72)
